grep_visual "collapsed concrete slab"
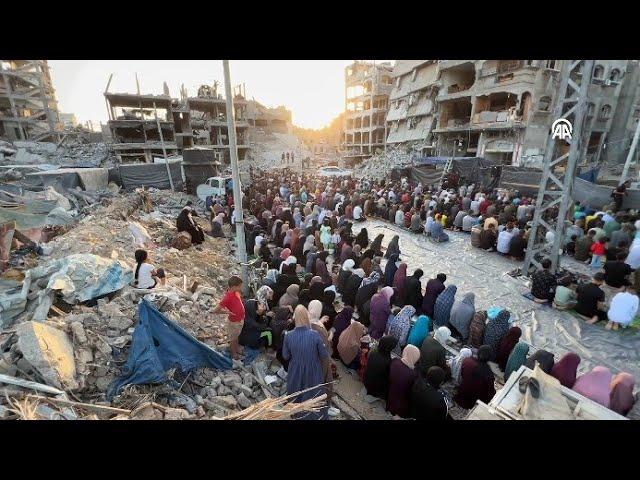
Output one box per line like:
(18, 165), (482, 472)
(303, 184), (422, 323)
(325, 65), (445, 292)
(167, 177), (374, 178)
(16, 321), (78, 390)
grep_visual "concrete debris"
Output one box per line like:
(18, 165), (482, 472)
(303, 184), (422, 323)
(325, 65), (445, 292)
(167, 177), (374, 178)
(0, 140), (117, 169)
(0, 185), (273, 420)
(16, 321), (78, 390)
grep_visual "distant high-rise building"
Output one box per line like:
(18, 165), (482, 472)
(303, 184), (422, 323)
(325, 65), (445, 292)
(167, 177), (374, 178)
(342, 61), (393, 166)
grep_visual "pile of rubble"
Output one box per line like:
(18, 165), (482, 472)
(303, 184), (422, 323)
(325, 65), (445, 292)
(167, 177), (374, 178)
(0, 140), (117, 170)
(0, 188), (296, 420)
(353, 147), (413, 180)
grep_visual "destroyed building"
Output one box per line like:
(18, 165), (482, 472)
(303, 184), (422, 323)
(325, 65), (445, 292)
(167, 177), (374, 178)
(105, 80), (250, 165)
(342, 61), (393, 166)
(433, 60), (631, 168)
(602, 60), (640, 166)
(246, 100), (292, 134)
(385, 61), (439, 155)
(187, 84), (249, 164)
(0, 60), (62, 142)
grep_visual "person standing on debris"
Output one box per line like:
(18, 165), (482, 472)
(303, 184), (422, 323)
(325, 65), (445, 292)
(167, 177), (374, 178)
(213, 276), (246, 360)
(133, 249), (166, 289)
(283, 305), (330, 419)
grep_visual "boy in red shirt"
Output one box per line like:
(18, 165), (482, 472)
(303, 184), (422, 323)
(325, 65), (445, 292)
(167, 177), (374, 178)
(213, 275), (245, 359)
(590, 237), (607, 269)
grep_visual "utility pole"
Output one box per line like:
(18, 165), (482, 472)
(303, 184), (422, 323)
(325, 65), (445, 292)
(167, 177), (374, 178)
(153, 101), (175, 191)
(621, 115), (640, 182)
(223, 60), (248, 292)
(523, 60), (594, 275)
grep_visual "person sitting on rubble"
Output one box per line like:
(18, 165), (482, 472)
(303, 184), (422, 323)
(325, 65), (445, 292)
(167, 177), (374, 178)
(238, 299), (273, 350)
(177, 202), (205, 245)
(133, 249), (166, 289)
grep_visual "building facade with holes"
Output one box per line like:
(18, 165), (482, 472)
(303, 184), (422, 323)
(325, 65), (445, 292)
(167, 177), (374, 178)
(401, 60), (634, 168)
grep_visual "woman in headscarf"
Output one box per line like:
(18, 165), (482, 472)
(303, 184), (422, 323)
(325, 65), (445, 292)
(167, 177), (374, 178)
(392, 263), (408, 307)
(340, 241), (353, 264)
(449, 347), (473, 385)
(255, 285), (274, 311)
(387, 305), (416, 355)
(308, 276), (326, 302)
(272, 219), (284, 247)
(273, 263), (300, 302)
(356, 271), (381, 311)
(369, 286), (394, 340)
(315, 251), (332, 286)
(387, 344), (420, 418)
(454, 345), (496, 409)
(524, 349), (555, 374)
(278, 284), (299, 309)
(550, 352), (581, 388)
(270, 307), (293, 362)
(385, 235), (401, 259)
(495, 326), (522, 372)
(370, 233), (384, 257)
(363, 335), (398, 400)
(407, 314), (432, 348)
(331, 306), (354, 358)
(308, 300), (331, 352)
(421, 274), (446, 317)
(355, 227), (369, 249)
(572, 366), (613, 408)
(258, 240), (272, 264)
(337, 320), (367, 370)
(433, 285), (457, 328)
(337, 259), (355, 294)
(448, 292), (475, 342)
(177, 206), (205, 245)
(283, 305), (330, 419)
(610, 372), (636, 416)
(430, 220), (449, 242)
(482, 309), (511, 355)
(283, 228), (294, 249)
(302, 234), (315, 255)
(359, 256), (373, 277)
(504, 342), (530, 381)
(343, 268), (365, 307)
(468, 311), (487, 349)
(419, 327), (452, 379)
(352, 244), (363, 266)
(384, 253), (399, 287)
(238, 300), (272, 349)
(210, 214), (225, 238)
(321, 290), (337, 329)
(410, 366), (449, 421)
(278, 248), (292, 274)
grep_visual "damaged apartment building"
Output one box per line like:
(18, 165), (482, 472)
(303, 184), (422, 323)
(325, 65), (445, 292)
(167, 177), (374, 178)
(0, 60), (62, 142)
(385, 61), (439, 155)
(384, 60), (634, 168)
(105, 79), (249, 164)
(342, 61), (394, 166)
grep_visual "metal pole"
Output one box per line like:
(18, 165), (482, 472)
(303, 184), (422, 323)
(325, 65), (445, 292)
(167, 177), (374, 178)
(621, 115), (640, 182)
(153, 102), (175, 192)
(223, 60), (248, 291)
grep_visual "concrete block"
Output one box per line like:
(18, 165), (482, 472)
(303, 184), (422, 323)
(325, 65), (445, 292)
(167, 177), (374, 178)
(16, 321), (78, 390)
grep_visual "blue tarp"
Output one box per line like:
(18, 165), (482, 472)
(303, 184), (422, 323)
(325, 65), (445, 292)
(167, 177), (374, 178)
(107, 299), (232, 399)
(578, 167), (600, 183)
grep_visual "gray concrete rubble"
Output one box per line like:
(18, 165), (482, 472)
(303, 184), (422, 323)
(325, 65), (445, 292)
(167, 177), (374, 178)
(0, 187), (284, 420)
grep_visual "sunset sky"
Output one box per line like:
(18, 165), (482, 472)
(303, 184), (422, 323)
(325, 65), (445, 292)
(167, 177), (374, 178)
(48, 60), (390, 130)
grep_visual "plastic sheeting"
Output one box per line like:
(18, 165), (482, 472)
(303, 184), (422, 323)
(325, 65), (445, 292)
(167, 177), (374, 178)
(499, 166), (543, 194)
(118, 162), (184, 191)
(30, 253), (133, 304)
(107, 299), (232, 399)
(353, 219), (640, 383)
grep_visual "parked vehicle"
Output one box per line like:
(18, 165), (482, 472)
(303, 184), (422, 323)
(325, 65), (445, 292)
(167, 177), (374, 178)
(196, 176), (238, 202)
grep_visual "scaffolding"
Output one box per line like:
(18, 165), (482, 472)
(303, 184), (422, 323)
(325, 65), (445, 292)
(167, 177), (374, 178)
(523, 60), (595, 275)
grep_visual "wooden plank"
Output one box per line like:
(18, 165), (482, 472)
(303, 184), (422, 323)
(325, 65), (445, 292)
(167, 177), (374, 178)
(29, 395), (131, 415)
